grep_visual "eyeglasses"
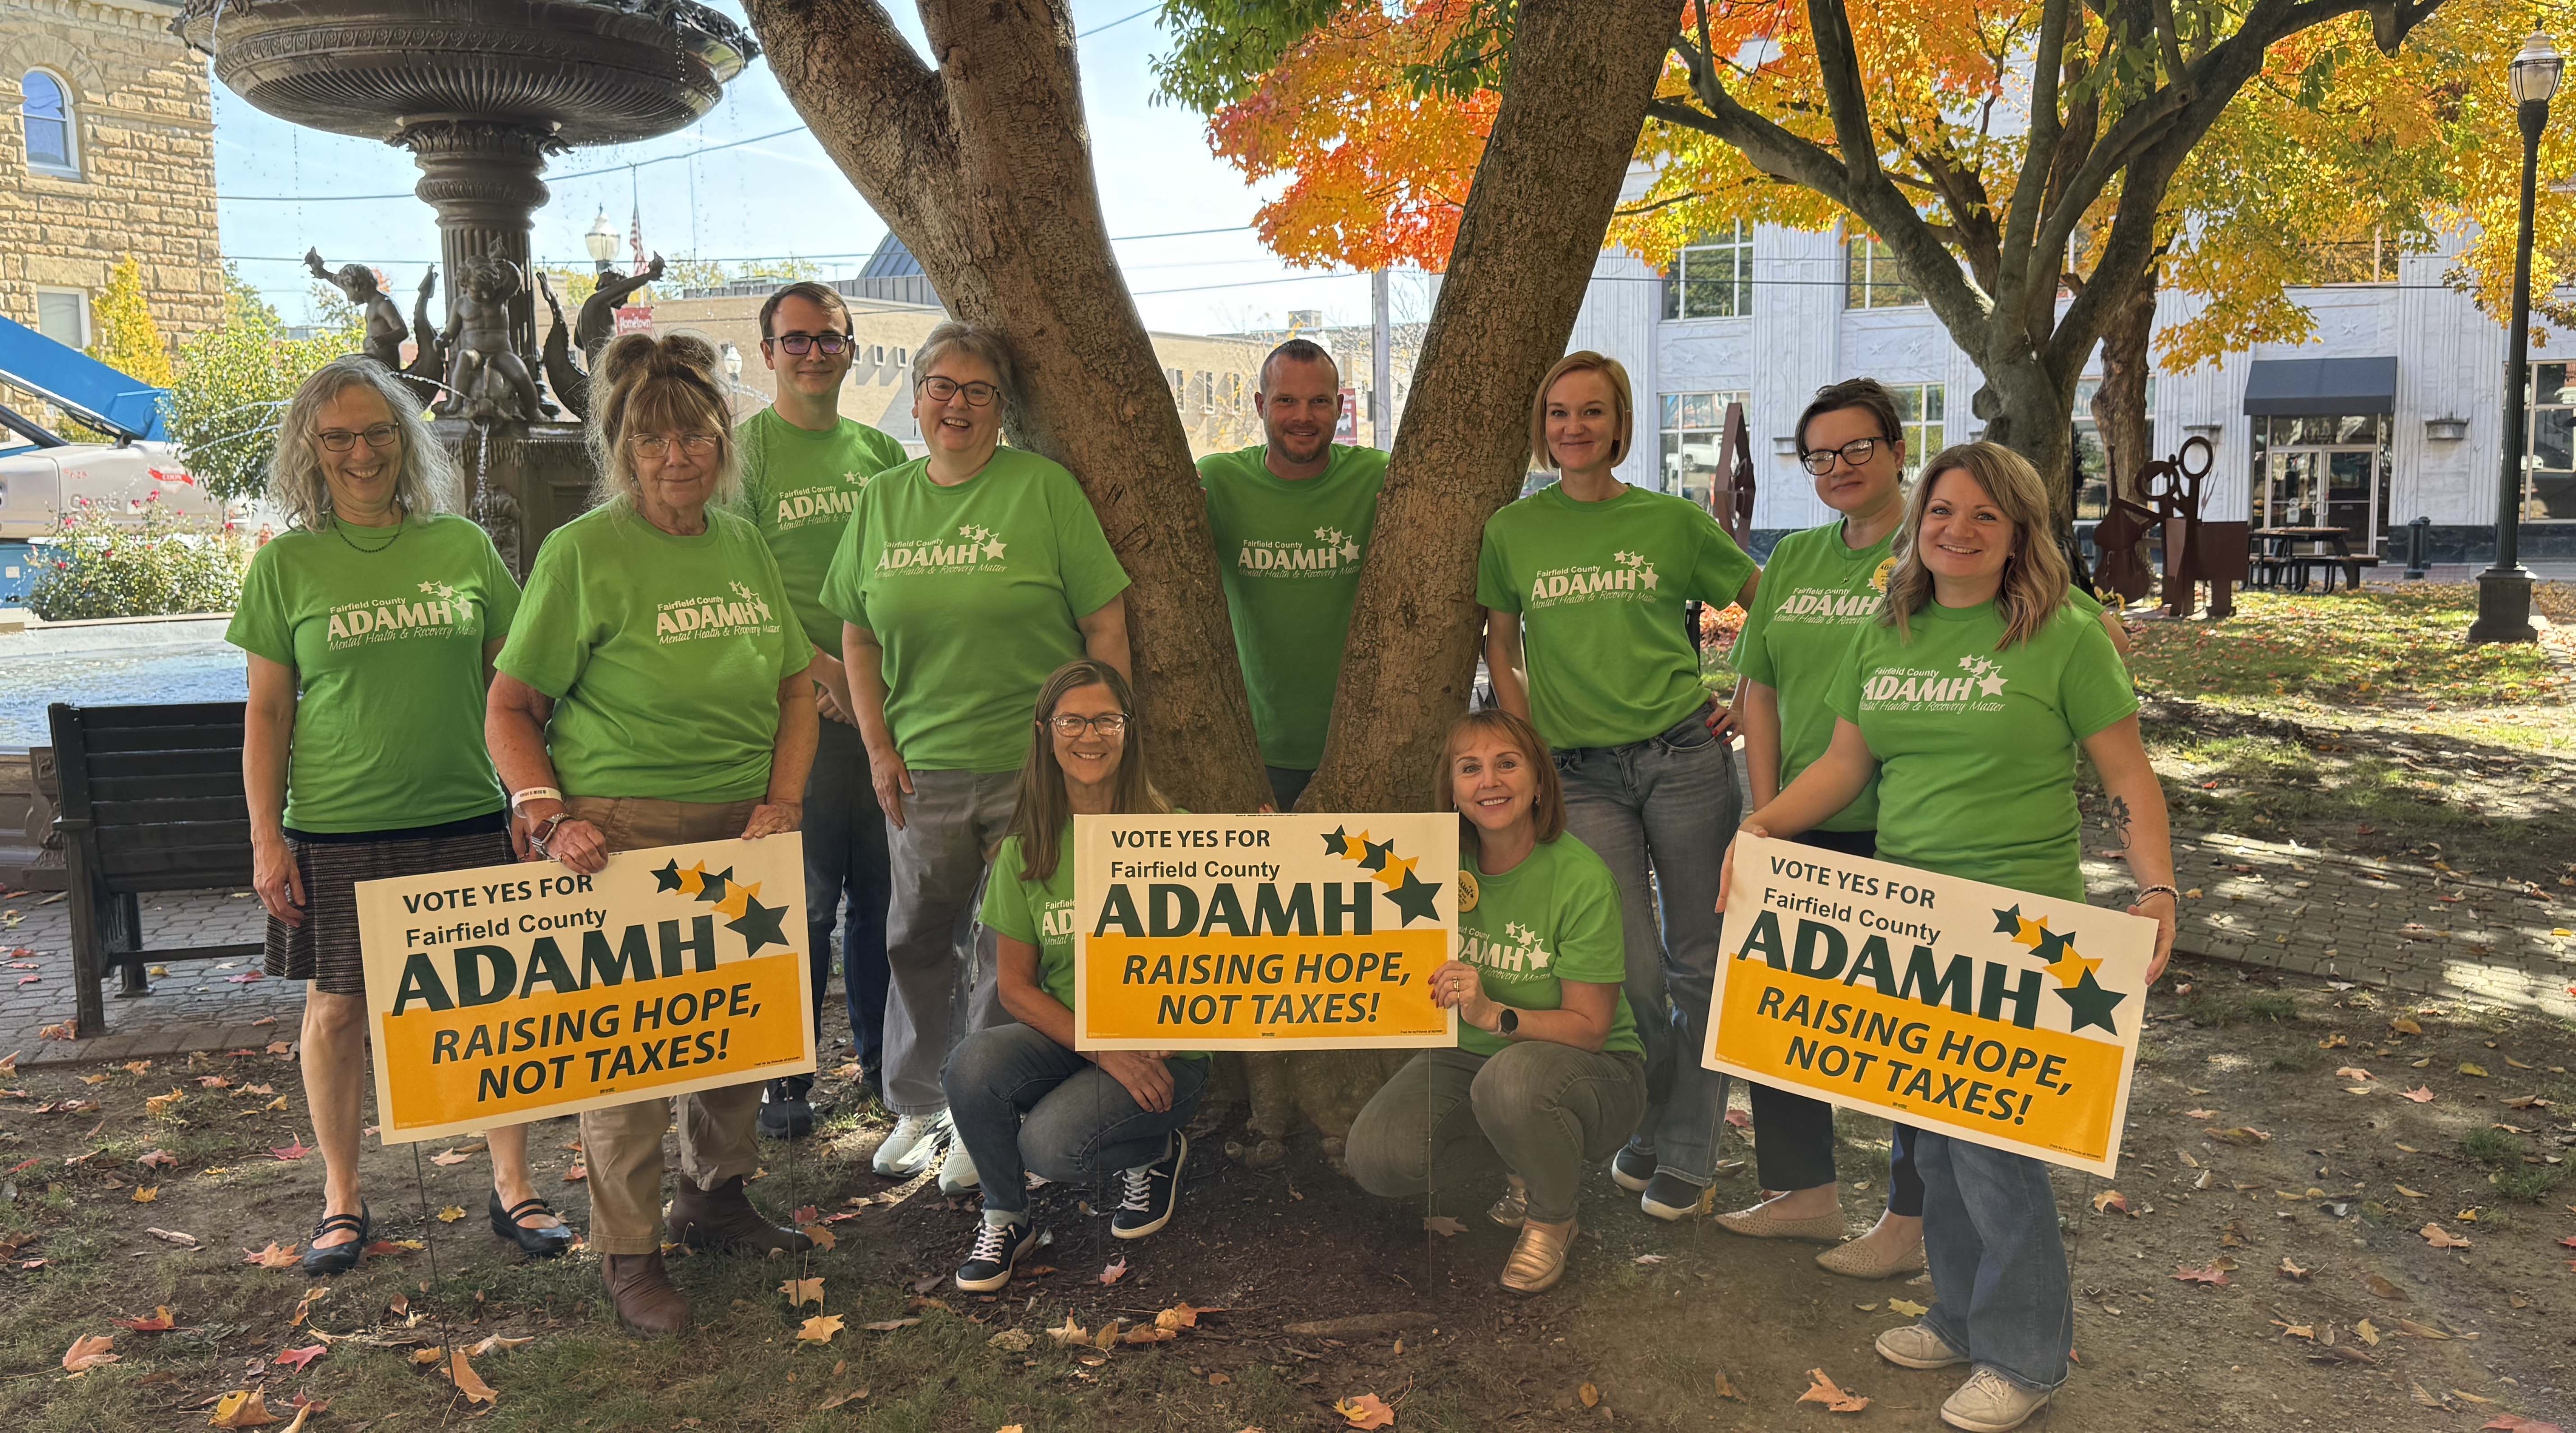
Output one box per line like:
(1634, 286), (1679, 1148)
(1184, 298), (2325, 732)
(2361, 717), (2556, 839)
(768, 333), (851, 357)
(1799, 438), (1884, 475)
(921, 376), (1001, 408)
(630, 432), (720, 459)
(316, 424), (400, 453)
(1044, 713), (1128, 738)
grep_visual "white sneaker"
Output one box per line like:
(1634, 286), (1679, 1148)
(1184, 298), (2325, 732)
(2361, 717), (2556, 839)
(1940, 1368), (2053, 1433)
(936, 1137), (981, 1194)
(873, 1112), (952, 1177)
(1876, 1321), (1970, 1369)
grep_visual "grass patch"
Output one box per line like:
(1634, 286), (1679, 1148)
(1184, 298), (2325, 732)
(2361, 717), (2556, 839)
(2126, 587), (2567, 712)
(2460, 1127), (2523, 1166)
(2491, 1164), (2567, 1204)
(2245, 994), (2299, 1024)
(2266, 1052), (2311, 1072)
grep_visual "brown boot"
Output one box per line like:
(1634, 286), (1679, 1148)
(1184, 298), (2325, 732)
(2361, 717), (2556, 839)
(603, 1252), (689, 1336)
(665, 1175), (814, 1254)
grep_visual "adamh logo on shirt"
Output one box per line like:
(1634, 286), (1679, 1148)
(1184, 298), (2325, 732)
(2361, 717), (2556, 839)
(653, 581), (779, 644)
(1458, 918), (1555, 979)
(878, 523), (1007, 575)
(1525, 549), (1660, 609)
(772, 471), (873, 532)
(1771, 583), (1884, 625)
(324, 579), (478, 650)
(1237, 525), (1362, 578)
(1860, 654), (2010, 711)
(1038, 899), (1075, 945)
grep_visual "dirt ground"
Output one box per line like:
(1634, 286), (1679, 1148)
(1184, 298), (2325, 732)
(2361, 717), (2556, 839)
(5, 957), (2571, 1433)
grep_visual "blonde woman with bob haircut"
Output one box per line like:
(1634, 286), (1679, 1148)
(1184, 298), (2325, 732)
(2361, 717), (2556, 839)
(938, 660), (1204, 1294)
(1718, 441), (2176, 1432)
(488, 332), (817, 1336)
(230, 357), (569, 1276)
(1345, 709), (1648, 1295)
(1476, 351), (1758, 1225)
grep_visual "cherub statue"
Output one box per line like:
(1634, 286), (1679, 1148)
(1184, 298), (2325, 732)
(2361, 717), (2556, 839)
(438, 255), (543, 424)
(398, 265), (446, 405)
(575, 252), (664, 363)
(304, 248), (408, 371)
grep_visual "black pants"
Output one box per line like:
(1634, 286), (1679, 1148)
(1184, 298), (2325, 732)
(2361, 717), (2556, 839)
(1744, 827), (1923, 1215)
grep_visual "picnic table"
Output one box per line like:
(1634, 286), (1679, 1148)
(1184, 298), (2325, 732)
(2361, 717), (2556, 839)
(2249, 527), (2380, 592)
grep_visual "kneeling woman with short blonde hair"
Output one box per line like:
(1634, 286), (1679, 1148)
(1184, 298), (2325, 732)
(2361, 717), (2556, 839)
(1344, 709), (1648, 1293)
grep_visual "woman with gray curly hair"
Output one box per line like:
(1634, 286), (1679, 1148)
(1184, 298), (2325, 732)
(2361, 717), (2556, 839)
(487, 332), (817, 1336)
(228, 356), (571, 1277)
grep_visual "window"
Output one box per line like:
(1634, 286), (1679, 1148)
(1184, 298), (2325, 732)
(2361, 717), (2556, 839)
(21, 70), (76, 175)
(1664, 221), (1752, 320)
(2305, 228), (2426, 285)
(34, 288), (88, 348)
(1165, 367), (1183, 402)
(1886, 382), (1943, 476)
(893, 347), (908, 367)
(870, 344), (886, 366)
(2525, 363), (2576, 521)
(2070, 377), (2157, 522)
(1658, 390), (1752, 510)
(1845, 233), (1920, 310)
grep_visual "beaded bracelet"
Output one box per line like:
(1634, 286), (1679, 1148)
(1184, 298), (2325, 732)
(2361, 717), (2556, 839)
(2134, 884), (2180, 905)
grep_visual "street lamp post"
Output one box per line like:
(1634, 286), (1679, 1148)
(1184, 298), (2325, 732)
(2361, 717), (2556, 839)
(2472, 31), (2563, 644)
(583, 209), (619, 277)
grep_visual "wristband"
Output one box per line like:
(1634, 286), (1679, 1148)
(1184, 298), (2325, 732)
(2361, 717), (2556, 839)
(510, 786), (562, 814)
(2134, 884), (2180, 905)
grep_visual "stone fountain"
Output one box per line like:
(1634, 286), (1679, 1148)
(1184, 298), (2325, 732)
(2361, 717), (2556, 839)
(174, 0), (757, 574)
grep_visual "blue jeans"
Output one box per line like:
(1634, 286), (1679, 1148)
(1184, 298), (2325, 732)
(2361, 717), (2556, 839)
(1914, 1131), (2073, 1392)
(1555, 702), (1738, 1185)
(803, 717), (891, 1080)
(941, 1023), (1208, 1219)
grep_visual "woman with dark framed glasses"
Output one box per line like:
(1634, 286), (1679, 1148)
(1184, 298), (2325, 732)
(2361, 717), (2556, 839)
(938, 660), (1202, 1291)
(820, 322), (1131, 1195)
(231, 358), (569, 1277)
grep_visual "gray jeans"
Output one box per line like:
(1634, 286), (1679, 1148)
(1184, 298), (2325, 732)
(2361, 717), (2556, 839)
(880, 769), (1016, 1117)
(1346, 1043), (1647, 1226)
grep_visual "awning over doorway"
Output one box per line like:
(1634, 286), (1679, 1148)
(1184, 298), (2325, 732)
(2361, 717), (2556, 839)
(2241, 356), (2397, 416)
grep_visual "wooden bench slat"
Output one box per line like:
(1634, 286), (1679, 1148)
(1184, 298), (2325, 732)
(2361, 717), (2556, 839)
(94, 798), (251, 826)
(79, 727), (245, 756)
(142, 941), (266, 965)
(71, 702), (247, 728)
(90, 772), (244, 801)
(84, 751), (242, 780)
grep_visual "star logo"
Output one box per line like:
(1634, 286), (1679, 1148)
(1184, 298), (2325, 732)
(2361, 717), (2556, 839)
(436, 583), (456, 600)
(2031, 926), (2102, 986)
(983, 539), (1006, 560)
(1315, 526), (1331, 541)
(417, 580), (436, 594)
(726, 892), (792, 957)
(652, 859), (686, 894)
(1340, 539), (1361, 563)
(713, 877), (764, 921)
(1991, 905), (2026, 937)
(1322, 824), (1351, 856)
(1640, 567), (1660, 590)
(1341, 829), (1373, 862)
(1527, 944), (1551, 969)
(1383, 868), (1442, 925)
(1372, 852), (1419, 890)
(1978, 673), (2008, 697)
(695, 866), (736, 904)
(2054, 968), (2127, 1035)
(1358, 836), (1395, 873)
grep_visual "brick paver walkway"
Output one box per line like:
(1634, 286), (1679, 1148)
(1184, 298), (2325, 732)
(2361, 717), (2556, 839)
(5, 822), (2568, 1065)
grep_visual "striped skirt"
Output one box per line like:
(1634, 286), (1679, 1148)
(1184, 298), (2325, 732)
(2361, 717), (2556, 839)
(265, 820), (513, 997)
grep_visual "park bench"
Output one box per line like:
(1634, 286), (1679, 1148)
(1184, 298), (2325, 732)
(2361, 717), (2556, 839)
(47, 701), (258, 1038)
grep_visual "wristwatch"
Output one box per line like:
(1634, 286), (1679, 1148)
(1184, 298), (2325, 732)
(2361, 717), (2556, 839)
(1495, 1007), (1519, 1038)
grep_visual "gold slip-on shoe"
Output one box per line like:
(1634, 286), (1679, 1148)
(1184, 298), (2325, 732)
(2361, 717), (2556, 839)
(1817, 1233), (1928, 1279)
(1500, 1216), (1576, 1294)
(1713, 1201), (1849, 1243)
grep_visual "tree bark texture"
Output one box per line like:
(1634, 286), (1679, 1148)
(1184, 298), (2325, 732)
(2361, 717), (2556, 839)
(2091, 264), (2160, 506)
(744, 0), (1268, 816)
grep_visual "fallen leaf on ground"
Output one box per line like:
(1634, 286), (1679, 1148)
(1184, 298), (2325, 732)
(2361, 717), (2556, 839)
(62, 1333), (119, 1371)
(146, 1228), (199, 1248)
(861, 1318), (920, 1332)
(265, 1041), (293, 1056)
(131, 1185), (159, 1203)
(1047, 1314), (1090, 1347)
(2335, 1066), (2373, 1081)
(362, 1239), (422, 1255)
(1579, 1381), (1601, 1408)
(799, 1222), (837, 1250)
(2421, 1223), (2472, 1249)
(113, 1307), (178, 1332)
(264, 1096), (289, 1112)
(433, 1205), (465, 1223)
(1155, 1302), (1204, 1331)
(1334, 1393), (1396, 1429)
(2355, 1319), (2380, 1345)
(1121, 1324), (1176, 1346)
(2174, 1261), (2234, 1286)
(273, 1346), (325, 1373)
(2271, 1320), (2315, 1340)
(2390, 1017), (2423, 1035)
(2484, 1417), (2567, 1433)
(1798, 1368), (1870, 1413)
(429, 1148), (473, 1167)
(2401, 1086), (2436, 1103)
(1097, 1256), (1129, 1285)
(2397, 1318), (2452, 1340)
(780, 1277), (824, 1308)
(444, 1350), (497, 1404)
(564, 1163), (586, 1182)
(138, 1149), (178, 1169)
(2365, 1274), (2407, 1300)
(2091, 1190), (2131, 1215)
(2460, 1063), (2491, 1078)
(2210, 1127), (2272, 1145)
(797, 1313), (845, 1344)
(144, 1087), (186, 1116)
(1633, 1253), (1666, 1265)
(243, 1242), (301, 1269)
(208, 1389), (278, 1427)
(988, 1328), (1034, 1352)
(2397, 1185), (2429, 1199)
(1421, 1215), (1466, 1237)
(817, 1389), (866, 1409)
(1712, 1370), (1745, 1401)
(2278, 1258), (2312, 1280)
(267, 1138), (312, 1162)
(198, 1075), (231, 1089)
(1888, 1297), (1928, 1317)
(469, 1334), (532, 1356)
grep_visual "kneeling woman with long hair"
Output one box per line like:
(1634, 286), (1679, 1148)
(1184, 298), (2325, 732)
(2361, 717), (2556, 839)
(941, 660), (1205, 1292)
(1346, 709), (1647, 1293)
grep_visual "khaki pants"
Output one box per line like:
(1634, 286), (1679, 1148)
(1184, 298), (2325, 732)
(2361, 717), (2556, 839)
(567, 796), (763, 1254)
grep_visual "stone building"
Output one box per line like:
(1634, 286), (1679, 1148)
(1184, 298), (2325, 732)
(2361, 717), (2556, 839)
(1, 0), (223, 358)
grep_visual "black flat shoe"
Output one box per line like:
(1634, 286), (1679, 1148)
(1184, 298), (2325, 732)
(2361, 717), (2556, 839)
(301, 1204), (370, 1277)
(490, 1190), (575, 1258)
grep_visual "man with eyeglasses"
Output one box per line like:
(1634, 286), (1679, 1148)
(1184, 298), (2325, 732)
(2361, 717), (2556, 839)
(733, 280), (909, 1138)
(1196, 338), (1388, 811)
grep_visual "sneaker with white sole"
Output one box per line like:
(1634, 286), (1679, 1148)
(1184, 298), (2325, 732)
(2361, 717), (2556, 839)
(873, 1111), (952, 1177)
(1610, 1143), (1656, 1193)
(1940, 1368), (2052, 1433)
(1110, 1131), (1187, 1239)
(1875, 1321), (1971, 1370)
(954, 1217), (1040, 1293)
(936, 1137), (981, 1194)
(1638, 1170), (1706, 1222)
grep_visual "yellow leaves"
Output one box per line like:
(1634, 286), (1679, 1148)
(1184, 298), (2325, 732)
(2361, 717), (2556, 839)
(780, 1277), (825, 1309)
(144, 1087), (186, 1116)
(207, 1389), (278, 1428)
(469, 1334), (532, 1356)
(1048, 1313), (1092, 1348)
(1334, 1392), (1396, 1428)
(1579, 1382), (1600, 1408)
(1887, 1297), (1928, 1317)
(797, 1314), (844, 1344)
(1798, 1368), (1870, 1413)
(799, 1222), (837, 1251)
(443, 1349), (498, 1404)
(2458, 1062), (2491, 1078)
(2420, 1223), (2472, 1250)
(436, 1206), (466, 1223)
(62, 1333), (119, 1372)
(2091, 1189), (2132, 1216)
(131, 1185), (158, 1203)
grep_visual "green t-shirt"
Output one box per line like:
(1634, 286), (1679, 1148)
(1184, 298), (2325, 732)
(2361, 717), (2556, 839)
(1476, 482), (1758, 750)
(1826, 598), (2138, 902)
(1452, 833), (1643, 1059)
(732, 407), (908, 652)
(1198, 443), (1389, 770)
(980, 823), (1208, 1062)
(817, 447), (1131, 773)
(496, 504), (811, 803)
(225, 514), (520, 834)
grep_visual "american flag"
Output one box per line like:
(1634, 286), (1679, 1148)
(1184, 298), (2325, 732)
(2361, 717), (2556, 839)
(629, 202), (646, 271)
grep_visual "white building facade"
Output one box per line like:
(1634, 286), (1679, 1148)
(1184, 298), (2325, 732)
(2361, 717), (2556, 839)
(1565, 218), (2576, 565)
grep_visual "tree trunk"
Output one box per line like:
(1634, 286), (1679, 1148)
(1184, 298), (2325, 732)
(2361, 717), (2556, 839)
(1254, 0), (1685, 1140)
(744, 0), (1267, 815)
(1971, 359), (2082, 532)
(2092, 265), (2159, 506)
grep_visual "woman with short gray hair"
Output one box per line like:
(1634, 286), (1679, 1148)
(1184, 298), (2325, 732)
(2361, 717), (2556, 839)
(230, 356), (571, 1278)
